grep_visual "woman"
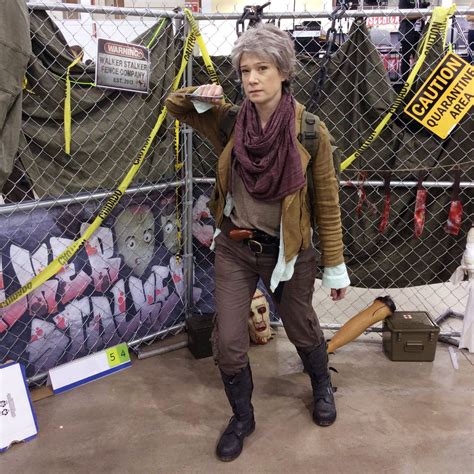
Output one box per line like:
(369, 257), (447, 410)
(166, 23), (350, 462)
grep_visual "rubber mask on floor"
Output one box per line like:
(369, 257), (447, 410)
(249, 289), (272, 345)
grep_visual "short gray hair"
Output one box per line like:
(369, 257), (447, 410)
(231, 23), (296, 94)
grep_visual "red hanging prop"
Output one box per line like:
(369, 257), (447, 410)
(444, 169), (463, 236)
(378, 172), (391, 234)
(356, 172), (377, 217)
(414, 171), (427, 239)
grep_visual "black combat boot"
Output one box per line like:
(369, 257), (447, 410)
(216, 364), (255, 462)
(297, 341), (336, 426)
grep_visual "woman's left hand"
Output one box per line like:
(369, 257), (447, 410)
(330, 287), (347, 301)
(194, 84), (224, 104)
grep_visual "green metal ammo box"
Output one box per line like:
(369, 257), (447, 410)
(383, 311), (440, 362)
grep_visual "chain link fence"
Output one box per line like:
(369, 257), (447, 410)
(188, 7), (473, 343)
(0, 2), (472, 384)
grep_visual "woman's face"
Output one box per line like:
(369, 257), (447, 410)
(239, 52), (285, 112)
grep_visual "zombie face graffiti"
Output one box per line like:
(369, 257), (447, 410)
(160, 214), (178, 254)
(114, 206), (155, 277)
(159, 194), (179, 254)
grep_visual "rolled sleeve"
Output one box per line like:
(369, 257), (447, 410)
(322, 263), (350, 289)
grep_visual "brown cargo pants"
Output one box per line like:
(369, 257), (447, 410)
(213, 226), (324, 375)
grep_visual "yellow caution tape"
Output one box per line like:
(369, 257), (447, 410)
(146, 18), (168, 49)
(175, 119), (181, 171)
(183, 8), (220, 86)
(22, 76), (35, 95)
(0, 11), (217, 309)
(173, 9), (221, 262)
(64, 54), (83, 155)
(340, 5), (456, 171)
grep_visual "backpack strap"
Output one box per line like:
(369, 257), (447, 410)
(297, 109), (320, 229)
(298, 109), (341, 179)
(298, 110), (320, 165)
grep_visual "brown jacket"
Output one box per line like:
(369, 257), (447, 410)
(165, 88), (344, 267)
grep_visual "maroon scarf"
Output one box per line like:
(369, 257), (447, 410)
(233, 93), (305, 202)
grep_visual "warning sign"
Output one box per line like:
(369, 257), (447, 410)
(404, 53), (474, 139)
(95, 38), (150, 93)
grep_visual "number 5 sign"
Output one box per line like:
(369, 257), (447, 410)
(106, 343), (130, 368)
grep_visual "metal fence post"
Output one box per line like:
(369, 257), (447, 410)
(183, 20), (195, 320)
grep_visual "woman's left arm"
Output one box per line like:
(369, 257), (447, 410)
(165, 86), (233, 152)
(312, 122), (350, 296)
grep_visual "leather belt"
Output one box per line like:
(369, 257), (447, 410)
(220, 218), (279, 256)
(244, 238), (279, 255)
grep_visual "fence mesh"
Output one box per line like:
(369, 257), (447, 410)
(0, 2), (472, 384)
(188, 8), (473, 340)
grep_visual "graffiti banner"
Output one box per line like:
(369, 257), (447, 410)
(0, 187), (215, 377)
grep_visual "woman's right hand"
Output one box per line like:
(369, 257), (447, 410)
(194, 84), (224, 104)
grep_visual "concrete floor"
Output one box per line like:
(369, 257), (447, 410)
(2, 330), (473, 474)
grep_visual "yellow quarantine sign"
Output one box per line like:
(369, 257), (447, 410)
(404, 52), (474, 139)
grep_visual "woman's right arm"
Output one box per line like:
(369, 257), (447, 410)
(165, 84), (234, 152)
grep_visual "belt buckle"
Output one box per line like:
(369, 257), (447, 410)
(247, 239), (263, 254)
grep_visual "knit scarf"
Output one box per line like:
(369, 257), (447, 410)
(233, 93), (305, 202)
